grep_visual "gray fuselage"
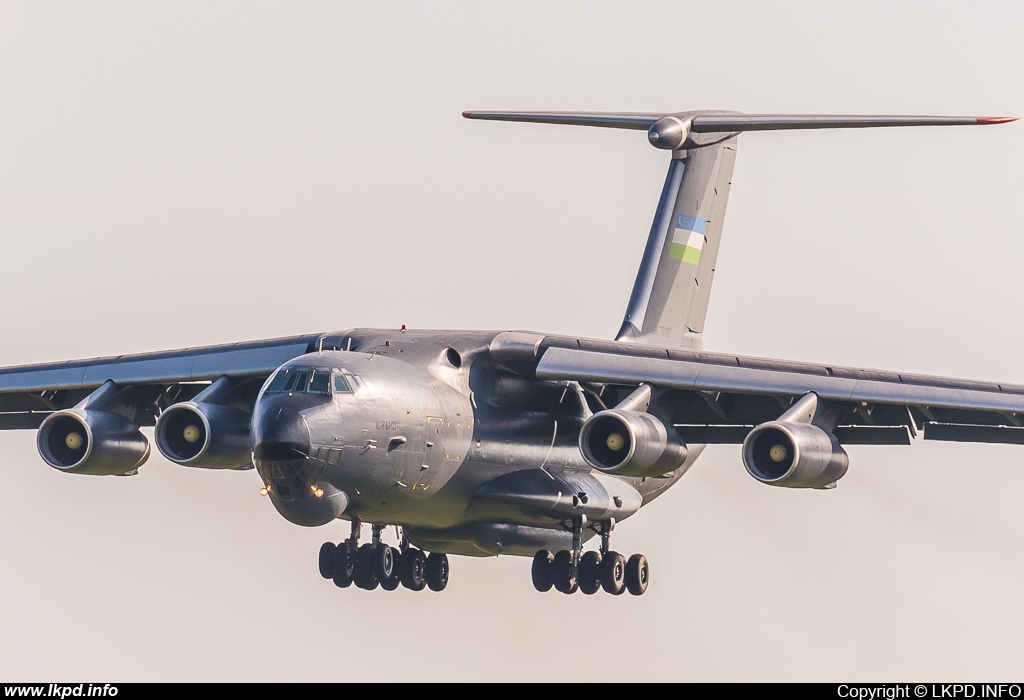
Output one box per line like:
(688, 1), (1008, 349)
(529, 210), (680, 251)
(251, 329), (699, 557)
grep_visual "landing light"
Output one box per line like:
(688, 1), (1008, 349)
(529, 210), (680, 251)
(259, 487), (268, 497)
(65, 432), (84, 450)
(311, 486), (324, 498)
(606, 433), (625, 451)
(769, 444), (788, 463)
(183, 425), (202, 443)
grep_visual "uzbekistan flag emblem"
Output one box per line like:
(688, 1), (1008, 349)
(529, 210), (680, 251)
(669, 214), (709, 266)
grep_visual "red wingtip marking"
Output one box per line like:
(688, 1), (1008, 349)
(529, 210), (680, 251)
(462, 111), (473, 118)
(977, 116), (1019, 124)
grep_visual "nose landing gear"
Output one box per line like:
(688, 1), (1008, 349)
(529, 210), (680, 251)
(317, 520), (448, 593)
(531, 518), (649, 596)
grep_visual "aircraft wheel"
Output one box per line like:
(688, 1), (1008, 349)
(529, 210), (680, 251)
(551, 550), (578, 594)
(531, 550), (554, 592)
(372, 542), (395, 581)
(318, 542), (336, 579)
(380, 548), (403, 591)
(600, 551), (626, 595)
(354, 543), (380, 590)
(625, 554), (650, 596)
(332, 545), (355, 588)
(425, 552), (450, 592)
(578, 551), (602, 595)
(400, 548), (427, 591)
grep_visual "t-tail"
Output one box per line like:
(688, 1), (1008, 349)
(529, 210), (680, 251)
(463, 109), (1016, 349)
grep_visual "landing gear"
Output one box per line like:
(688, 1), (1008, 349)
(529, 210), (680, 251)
(531, 550), (553, 592)
(318, 542), (336, 579)
(328, 518), (360, 588)
(550, 549), (577, 594)
(625, 554), (649, 596)
(599, 551), (626, 595)
(532, 518), (649, 596)
(379, 547), (402, 591)
(354, 543), (380, 590)
(317, 520), (447, 592)
(332, 545), (356, 588)
(577, 550), (602, 595)
(372, 542), (395, 581)
(425, 552), (449, 592)
(400, 547), (427, 591)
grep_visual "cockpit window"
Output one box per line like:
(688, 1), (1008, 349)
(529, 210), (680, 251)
(266, 371), (289, 393)
(333, 374), (352, 393)
(308, 370), (330, 395)
(265, 368), (333, 395)
(292, 371), (310, 392)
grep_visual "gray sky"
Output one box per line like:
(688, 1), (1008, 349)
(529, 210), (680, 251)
(1, 0), (1023, 681)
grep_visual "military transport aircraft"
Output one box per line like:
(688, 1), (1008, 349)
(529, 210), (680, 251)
(0, 109), (1017, 596)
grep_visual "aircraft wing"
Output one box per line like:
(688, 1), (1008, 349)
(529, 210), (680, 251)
(0, 334), (321, 430)
(515, 335), (1024, 445)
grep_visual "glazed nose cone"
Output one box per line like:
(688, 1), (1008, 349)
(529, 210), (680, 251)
(252, 404), (310, 462)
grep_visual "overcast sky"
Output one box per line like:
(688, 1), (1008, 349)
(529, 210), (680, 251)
(1, 1), (1023, 681)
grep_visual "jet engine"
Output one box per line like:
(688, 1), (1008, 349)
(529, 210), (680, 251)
(579, 408), (687, 478)
(742, 421), (848, 489)
(156, 401), (251, 469)
(37, 409), (150, 476)
(154, 376), (253, 469)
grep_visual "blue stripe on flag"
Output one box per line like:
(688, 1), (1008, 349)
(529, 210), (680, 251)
(676, 214), (709, 234)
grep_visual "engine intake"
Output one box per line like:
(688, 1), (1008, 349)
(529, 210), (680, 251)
(579, 409), (687, 478)
(37, 409), (150, 476)
(742, 421), (848, 489)
(156, 402), (251, 469)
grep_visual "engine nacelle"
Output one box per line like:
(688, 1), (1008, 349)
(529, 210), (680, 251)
(579, 409), (687, 478)
(37, 409), (150, 476)
(742, 421), (848, 489)
(155, 402), (251, 469)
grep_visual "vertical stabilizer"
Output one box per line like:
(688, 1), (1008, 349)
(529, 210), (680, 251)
(463, 109), (1015, 350)
(616, 139), (736, 349)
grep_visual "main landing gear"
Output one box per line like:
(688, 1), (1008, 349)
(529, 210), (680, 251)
(531, 517), (649, 596)
(318, 520), (449, 592)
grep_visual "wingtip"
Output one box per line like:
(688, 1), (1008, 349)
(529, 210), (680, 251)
(462, 111), (474, 119)
(977, 116), (1019, 125)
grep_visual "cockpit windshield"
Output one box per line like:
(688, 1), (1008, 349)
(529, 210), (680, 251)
(308, 370), (330, 394)
(264, 368), (358, 396)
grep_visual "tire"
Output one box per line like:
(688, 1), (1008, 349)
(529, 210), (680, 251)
(551, 550), (577, 594)
(578, 551), (602, 595)
(425, 552), (450, 592)
(531, 550), (554, 592)
(380, 548), (402, 591)
(355, 543), (380, 590)
(372, 542), (395, 580)
(600, 551), (626, 595)
(332, 545), (355, 588)
(318, 542), (336, 579)
(625, 554), (650, 596)
(400, 548), (427, 591)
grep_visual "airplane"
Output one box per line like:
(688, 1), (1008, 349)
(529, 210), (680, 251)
(0, 109), (1017, 597)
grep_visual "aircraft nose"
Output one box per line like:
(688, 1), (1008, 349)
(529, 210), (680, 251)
(253, 405), (310, 461)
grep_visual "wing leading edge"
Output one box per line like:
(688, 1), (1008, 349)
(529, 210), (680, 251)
(0, 334), (323, 429)
(499, 334), (1024, 446)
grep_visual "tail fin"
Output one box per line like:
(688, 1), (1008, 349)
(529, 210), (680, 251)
(463, 110), (1016, 349)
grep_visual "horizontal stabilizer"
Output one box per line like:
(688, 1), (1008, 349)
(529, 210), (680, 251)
(462, 111), (664, 130)
(690, 113), (1017, 131)
(463, 110), (1017, 149)
(465, 108), (1016, 352)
